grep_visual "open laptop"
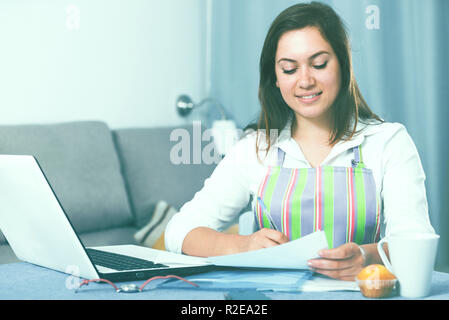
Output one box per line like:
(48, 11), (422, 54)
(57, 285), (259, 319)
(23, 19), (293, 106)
(0, 155), (215, 282)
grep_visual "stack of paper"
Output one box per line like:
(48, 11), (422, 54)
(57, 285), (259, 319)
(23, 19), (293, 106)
(185, 269), (310, 291)
(154, 231), (360, 292)
(207, 231), (328, 269)
(300, 273), (360, 292)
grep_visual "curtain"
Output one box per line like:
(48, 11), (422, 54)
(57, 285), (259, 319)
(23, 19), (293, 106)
(209, 0), (449, 271)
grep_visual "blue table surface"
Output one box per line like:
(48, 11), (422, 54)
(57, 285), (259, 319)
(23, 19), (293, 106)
(1, 262), (448, 300)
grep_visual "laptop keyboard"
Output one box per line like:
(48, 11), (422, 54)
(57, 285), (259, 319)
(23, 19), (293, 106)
(86, 248), (169, 271)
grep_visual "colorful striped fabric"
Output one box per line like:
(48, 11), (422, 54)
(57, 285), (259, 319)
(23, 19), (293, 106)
(254, 146), (380, 249)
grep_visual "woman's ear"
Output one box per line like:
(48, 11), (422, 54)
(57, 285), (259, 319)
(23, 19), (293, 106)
(276, 80), (279, 88)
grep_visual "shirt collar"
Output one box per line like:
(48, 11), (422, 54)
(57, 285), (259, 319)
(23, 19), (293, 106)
(273, 117), (293, 146)
(271, 117), (383, 164)
(271, 117), (301, 160)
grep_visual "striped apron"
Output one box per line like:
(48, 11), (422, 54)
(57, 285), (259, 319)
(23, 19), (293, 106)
(254, 146), (381, 248)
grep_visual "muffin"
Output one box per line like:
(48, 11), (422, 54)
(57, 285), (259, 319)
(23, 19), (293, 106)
(356, 264), (397, 298)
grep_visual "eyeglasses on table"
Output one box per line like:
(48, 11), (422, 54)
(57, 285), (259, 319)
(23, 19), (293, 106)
(75, 274), (198, 293)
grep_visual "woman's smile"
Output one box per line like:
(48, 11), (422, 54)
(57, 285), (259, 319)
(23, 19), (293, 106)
(296, 91), (323, 103)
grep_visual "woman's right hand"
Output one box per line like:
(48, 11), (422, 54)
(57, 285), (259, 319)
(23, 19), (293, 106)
(182, 227), (289, 257)
(242, 228), (289, 252)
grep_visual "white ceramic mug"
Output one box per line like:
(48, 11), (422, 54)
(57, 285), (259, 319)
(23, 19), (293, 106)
(377, 233), (439, 298)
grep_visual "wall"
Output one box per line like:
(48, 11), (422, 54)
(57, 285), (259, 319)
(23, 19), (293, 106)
(0, 0), (207, 129)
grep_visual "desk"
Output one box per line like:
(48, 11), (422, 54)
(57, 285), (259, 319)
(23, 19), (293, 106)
(1, 262), (449, 300)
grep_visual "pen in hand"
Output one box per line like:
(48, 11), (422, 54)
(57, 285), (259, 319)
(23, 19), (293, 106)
(257, 197), (279, 231)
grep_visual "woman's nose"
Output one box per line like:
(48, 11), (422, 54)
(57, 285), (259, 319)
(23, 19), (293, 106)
(297, 67), (316, 89)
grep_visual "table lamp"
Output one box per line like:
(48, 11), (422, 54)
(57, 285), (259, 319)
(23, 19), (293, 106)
(175, 95), (239, 155)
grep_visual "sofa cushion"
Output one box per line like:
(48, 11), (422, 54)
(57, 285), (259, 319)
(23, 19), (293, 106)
(0, 121), (134, 241)
(0, 233), (6, 246)
(0, 243), (19, 264)
(79, 226), (138, 248)
(113, 125), (217, 227)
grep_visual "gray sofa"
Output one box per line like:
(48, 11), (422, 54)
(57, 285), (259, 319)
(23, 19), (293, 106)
(0, 121), (218, 264)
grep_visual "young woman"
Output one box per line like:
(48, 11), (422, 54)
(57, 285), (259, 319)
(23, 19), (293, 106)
(165, 2), (435, 281)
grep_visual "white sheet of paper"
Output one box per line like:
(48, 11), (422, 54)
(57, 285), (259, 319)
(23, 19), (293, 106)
(152, 249), (210, 265)
(207, 231), (328, 269)
(301, 274), (360, 292)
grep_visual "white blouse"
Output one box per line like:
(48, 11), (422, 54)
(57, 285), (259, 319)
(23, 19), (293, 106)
(165, 120), (435, 254)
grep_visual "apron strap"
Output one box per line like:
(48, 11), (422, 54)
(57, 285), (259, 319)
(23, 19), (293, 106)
(277, 147), (286, 166)
(351, 145), (365, 168)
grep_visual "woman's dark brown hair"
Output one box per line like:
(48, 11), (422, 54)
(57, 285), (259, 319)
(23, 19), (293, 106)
(248, 1), (382, 156)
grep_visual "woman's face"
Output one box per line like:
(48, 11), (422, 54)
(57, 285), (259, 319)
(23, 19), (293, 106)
(275, 27), (341, 125)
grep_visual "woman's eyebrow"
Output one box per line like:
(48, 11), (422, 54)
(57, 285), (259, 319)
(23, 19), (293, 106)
(277, 50), (330, 64)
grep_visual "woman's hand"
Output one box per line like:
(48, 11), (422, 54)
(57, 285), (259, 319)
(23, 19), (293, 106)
(182, 227), (289, 257)
(242, 228), (289, 252)
(307, 242), (367, 281)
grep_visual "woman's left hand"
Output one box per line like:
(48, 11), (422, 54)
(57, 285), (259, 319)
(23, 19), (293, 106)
(307, 242), (366, 281)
